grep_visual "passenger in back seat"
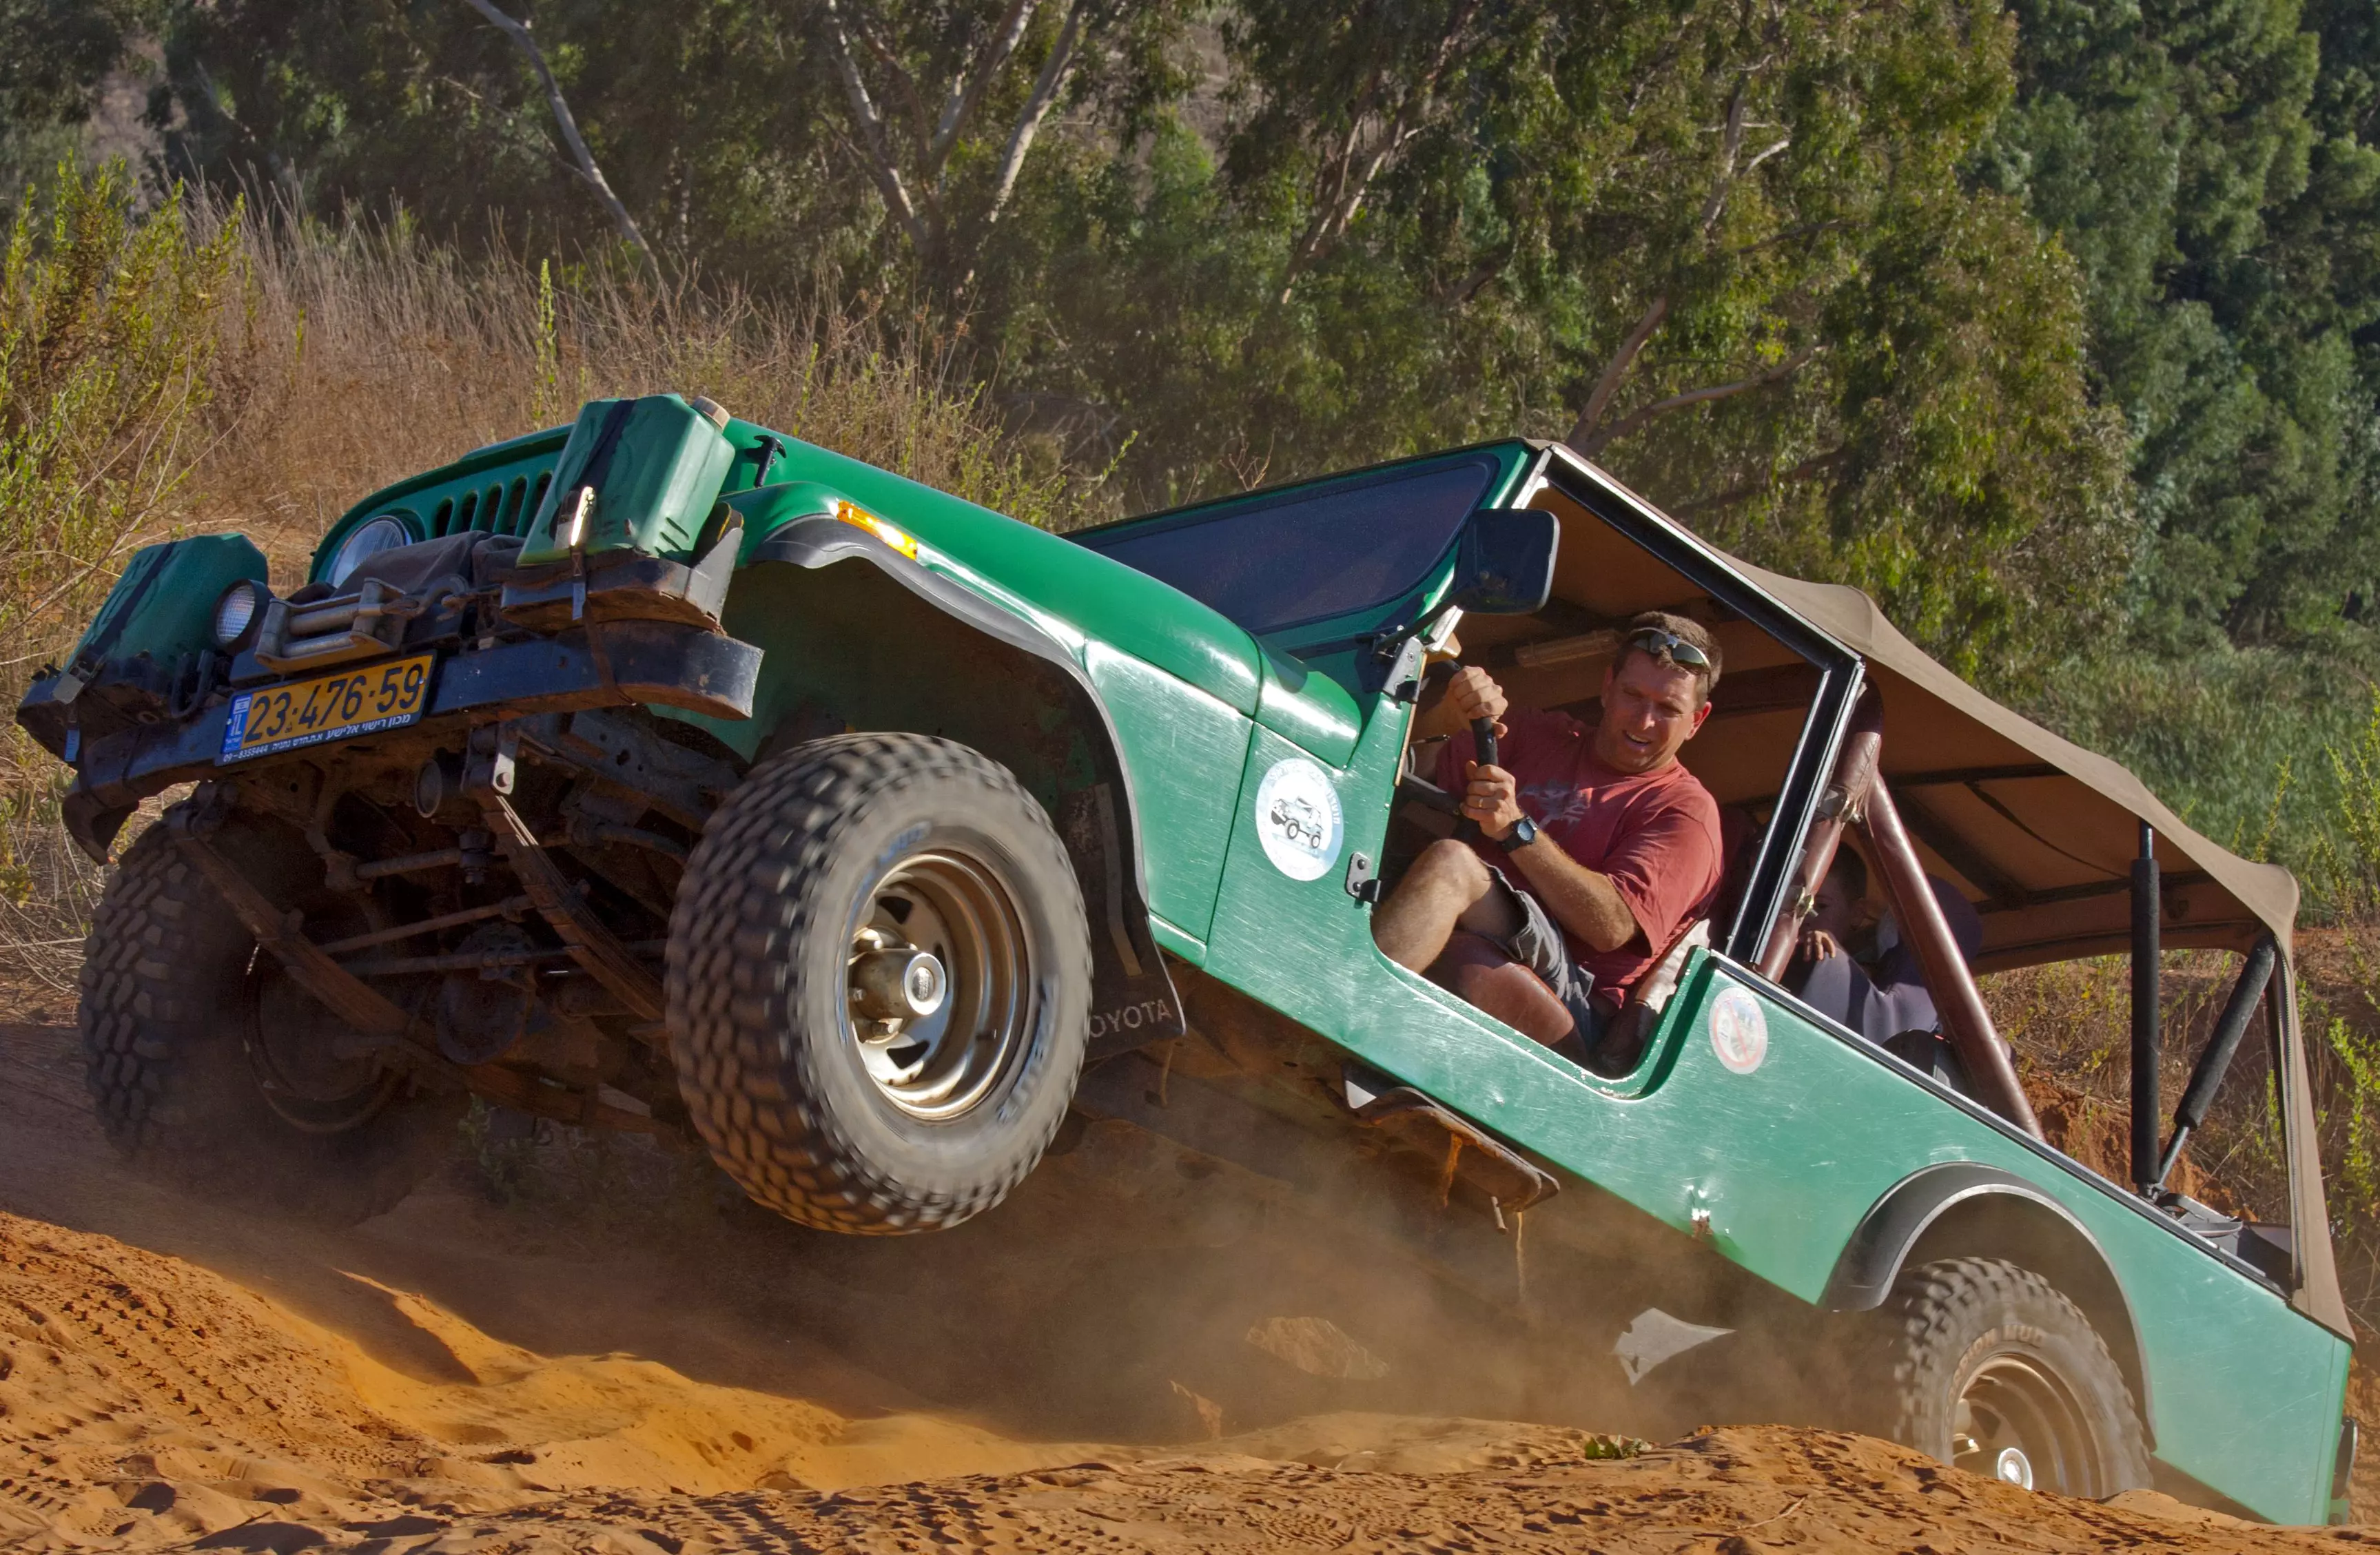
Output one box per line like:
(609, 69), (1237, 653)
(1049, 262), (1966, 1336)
(1371, 612), (1725, 1071)
(1789, 847), (1875, 1000)
(1794, 861), (1998, 1094)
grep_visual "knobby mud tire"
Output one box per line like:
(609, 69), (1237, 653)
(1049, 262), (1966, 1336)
(1867, 1256), (2151, 1497)
(667, 733), (1091, 1235)
(79, 816), (458, 1226)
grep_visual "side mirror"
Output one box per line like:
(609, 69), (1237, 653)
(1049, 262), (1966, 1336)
(1448, 508), (1559, 615)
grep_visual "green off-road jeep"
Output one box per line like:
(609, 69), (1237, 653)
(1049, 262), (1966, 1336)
(17, 393), (2357, 1523)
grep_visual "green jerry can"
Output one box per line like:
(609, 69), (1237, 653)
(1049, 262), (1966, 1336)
(502, 393), (743, 630)
(17, 532), (272, 754)
(62, 533), (273, 679)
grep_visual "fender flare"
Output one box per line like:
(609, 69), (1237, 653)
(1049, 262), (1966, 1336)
(743, 516), (1183, 1057)
(1824, 1161), (2153, 1439)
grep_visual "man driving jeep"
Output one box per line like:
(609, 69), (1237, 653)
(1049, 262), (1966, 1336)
(1372, 612), (1725, 1067)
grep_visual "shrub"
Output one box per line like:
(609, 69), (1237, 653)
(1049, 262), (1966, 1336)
(0, 159), (235, 672)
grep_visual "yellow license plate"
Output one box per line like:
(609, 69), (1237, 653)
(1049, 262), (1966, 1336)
(218, 654), (435, 763)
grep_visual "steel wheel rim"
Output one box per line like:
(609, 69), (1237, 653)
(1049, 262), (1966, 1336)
(1953, 1354), (2098, 1496)
(843, 846), (1035, 1122)
(242, 949), (400, 1134)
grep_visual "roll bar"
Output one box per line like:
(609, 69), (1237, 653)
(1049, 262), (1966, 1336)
(1765, 690), (2042, 1137)
(2132, 822), (2162, 1195)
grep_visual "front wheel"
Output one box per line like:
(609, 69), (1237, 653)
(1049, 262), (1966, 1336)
(1866, 1257), (2151, 1497)
(79, 814), (459, 1224)
(666, 734), (1091, 1234)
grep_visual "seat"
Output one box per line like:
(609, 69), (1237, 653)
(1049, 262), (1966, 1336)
(1586, 916), (1711, 1077)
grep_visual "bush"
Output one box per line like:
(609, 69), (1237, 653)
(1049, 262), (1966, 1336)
(2028, 643), (2380, 918)
(0, 159), (235, 674)
(0, 161), (239, 989)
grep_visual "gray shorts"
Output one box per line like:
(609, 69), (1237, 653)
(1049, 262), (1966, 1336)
(1483, 865), (1602, 1040)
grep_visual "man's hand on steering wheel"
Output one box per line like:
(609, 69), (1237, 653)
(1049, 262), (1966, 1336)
(1444, 666), (1509, 739)
(1443, 666), (1521, 840)
(1463, 759), (1526, 841)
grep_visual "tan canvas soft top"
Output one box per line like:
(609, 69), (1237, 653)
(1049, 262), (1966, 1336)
(1732, 563), (2297, 971)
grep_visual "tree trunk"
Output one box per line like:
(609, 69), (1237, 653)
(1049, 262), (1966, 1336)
(458, 0), (661, 285)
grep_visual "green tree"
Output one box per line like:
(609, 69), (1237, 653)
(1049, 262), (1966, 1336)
(811, 0), (1193, 298)
(145, 0), (1189, 298)
(149, 0), (859, 281)
(986, 0), (2129, 683)
(0, 0), (154, 207)
(1982, 0), (2380, 650)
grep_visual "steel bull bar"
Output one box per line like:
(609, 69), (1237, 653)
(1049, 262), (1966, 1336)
(45, 619), (762, 861)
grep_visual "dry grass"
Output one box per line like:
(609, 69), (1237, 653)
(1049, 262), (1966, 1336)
(0, 178), (1094, 985)
(1988, 935), (2380, 1330)
(1989, 953), (2291, 1219)
(195, 205), (1085, 586)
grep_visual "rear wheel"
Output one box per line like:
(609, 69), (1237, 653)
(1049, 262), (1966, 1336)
(667, 734), (1091, 1234)
(79, 812), (458, 1224)
(1867, 1257), (2151, 1496)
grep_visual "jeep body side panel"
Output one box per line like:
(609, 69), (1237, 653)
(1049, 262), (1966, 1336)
(1653, 965), (2346, 1522)
(1256, 652), (1366, 769)
(1198, 683), (2343, 1521)
(1081, 643), (1251, 947)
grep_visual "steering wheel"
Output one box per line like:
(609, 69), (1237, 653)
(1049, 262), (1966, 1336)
(1454, 717), (1499, 841)
(1472, 716), (1500, 771)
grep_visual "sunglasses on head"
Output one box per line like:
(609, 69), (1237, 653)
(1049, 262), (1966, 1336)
(1625, 628), (1711, 671)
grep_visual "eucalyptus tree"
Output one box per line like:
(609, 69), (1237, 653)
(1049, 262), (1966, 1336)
(992, 0), (2130, 683)
(0, 0), (155, 205)
(149, 0), (859, 280)
(812, 0), (1193, 299)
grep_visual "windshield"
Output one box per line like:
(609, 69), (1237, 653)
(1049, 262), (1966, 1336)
(1074, 454), (1501, 638)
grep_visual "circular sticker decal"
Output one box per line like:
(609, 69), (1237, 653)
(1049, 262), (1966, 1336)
(1254, 756), (1344, 882)
(1709, 987), (1769, 1075)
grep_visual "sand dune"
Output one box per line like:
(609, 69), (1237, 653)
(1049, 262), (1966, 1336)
(0, 1014), (2353, 1552)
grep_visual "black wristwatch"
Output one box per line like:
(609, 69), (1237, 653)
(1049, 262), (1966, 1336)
(1500, 816), (1539, 852)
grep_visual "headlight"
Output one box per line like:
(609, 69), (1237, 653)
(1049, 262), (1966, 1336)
(211, 579), (269, 650)
(327, 515), (411, 586)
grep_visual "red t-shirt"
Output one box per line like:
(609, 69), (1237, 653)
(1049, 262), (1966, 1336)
(1437, 707), (1723, 1004)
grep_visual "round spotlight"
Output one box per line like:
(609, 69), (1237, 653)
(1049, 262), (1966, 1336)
(327, 515), (411, 586)
(211, 579), (269, 650)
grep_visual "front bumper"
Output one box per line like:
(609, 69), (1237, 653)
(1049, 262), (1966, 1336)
(20, 619), (761, 861)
